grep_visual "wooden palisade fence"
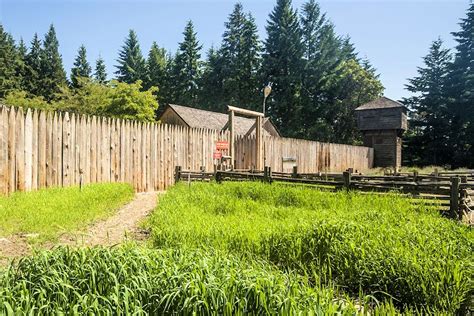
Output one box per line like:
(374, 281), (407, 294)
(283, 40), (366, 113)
(0, 105), (373, 193)
(176, 167), (474, 222)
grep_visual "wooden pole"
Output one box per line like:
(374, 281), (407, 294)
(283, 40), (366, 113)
(174, 165), (182, 184)
(343, 171), (352, 191)
(450, 176), (460, 219)
(229, 110), (234, 168)
(256, 116), (262, 170)
(292, 166), (298, 178)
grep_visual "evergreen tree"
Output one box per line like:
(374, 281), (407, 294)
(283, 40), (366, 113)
(115, 29), (146, 84)
(40, 24), (66, 100)
(218, 3), (261, 110)
(262, 0), (303, 135)
(0, 24), (21, 97)
(444, 3), (474, 168)
(145, 41), (167, 94)
(172, 21), (202, 106)
(199, 47), (225, 111)
(403, 39), (452, 166)
(94, 56), (107, 84)
(70, 45), (92, 87)
(24, 33), (42, 96)
(15, 38), (28, 91)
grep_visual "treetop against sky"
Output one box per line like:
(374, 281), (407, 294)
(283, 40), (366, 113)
(1, 0), (466, 100)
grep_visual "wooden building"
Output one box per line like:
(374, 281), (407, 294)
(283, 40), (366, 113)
(355, 97), (407, 168)
(158, 104), (280, 136)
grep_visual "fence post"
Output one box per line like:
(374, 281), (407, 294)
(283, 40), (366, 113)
(174, 166), (182, 184)
(450, 177), (460, 219)
(343, 171), (352, 191)
(264, 166), (272, 184)
(216, 171), (222, 184)
(292, 166), (298, 178)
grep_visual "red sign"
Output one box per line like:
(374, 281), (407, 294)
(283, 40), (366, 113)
(216, 140), (229, 150)
(213, 151), (222, 159)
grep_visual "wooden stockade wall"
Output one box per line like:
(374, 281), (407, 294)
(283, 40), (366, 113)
(0, 105), (373, 193)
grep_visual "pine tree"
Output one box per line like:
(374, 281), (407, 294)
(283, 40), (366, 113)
(172, 21), (202, 106)
(145, 41), (167, 94)
(15, 38), (29, 91)
(70, 45), (92, 87)
(24, 33), (42, 96)
(262, 0), (304, 135)
(199, 47), (225, 111)
(0, 24), (21, 97)
(219, 3), (261, 110)
(40, 24), (66, 100)
(115, 29), (146, 84)
(94, 56), (107, 84)
(403, 39), (452, 166)
(444, 3), (474, 167)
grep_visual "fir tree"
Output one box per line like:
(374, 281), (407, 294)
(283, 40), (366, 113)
(199, 47), (225, 111)
(115, 29), (146, 84)
(70, 45), (92, 87)
(24, 33), (42, 96)
(262, 0), (304, 135)
(15, 38), (29, 92)
(172, 21), (202, 106)
(40, 24), (66, 100)
(219, 3), (261, 110)
(94, 56), (107, 84)
(145, 41), (167, 94)
(404, 39), (452, 166)
(444, 2), (474, 167)
(0, 24), (20, 97)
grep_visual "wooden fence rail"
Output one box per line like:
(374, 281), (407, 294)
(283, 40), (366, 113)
(175, 166), (474, 221)
(0, 105), (373, 193)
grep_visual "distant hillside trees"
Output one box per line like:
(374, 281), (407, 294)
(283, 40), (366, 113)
(404, 3), (474, 168)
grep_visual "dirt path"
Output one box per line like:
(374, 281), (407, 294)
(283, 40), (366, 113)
(0, 192), (159, 266)
(61, 192), (159, 246)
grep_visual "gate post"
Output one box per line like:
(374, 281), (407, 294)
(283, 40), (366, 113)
(450, 177), (460, 219)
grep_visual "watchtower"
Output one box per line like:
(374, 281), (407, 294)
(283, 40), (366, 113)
(355, 97), (407, 168)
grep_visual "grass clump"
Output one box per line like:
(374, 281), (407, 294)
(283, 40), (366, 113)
(148, 182), (474, 314)
(0, 246), (372, 315)
(0, 183), (134, 241)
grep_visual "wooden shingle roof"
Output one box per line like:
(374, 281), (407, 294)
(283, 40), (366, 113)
(355, 97), (405, 111)
(163, 104), (280, 136)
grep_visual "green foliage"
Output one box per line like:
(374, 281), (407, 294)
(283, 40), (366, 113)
(23, 33), (42, 96)
(403, 39), (452, 166)
(148, 182), (474, 314)
(262, 0), (304, 136)
(115, 29), (147, 84)
(0, 24), (21, 98)
(0, 183), (133, 242)
(94, 56), (107, 84)
(2, 90), (51, 111)
(39, 24), (67, 101)
(0, 246), (378, 314)
(70, 44), (92, 88)
(172, 21), (202, 106)
(145, 41), (167, 105)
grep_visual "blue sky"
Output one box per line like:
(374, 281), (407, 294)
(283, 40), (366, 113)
(0, 0), (468, 100)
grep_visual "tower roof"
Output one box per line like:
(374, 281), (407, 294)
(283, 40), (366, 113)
(355, 97), (405, 111)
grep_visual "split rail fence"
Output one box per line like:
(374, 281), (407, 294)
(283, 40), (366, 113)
(176, 167), (474, 221)
(0, 105), (373, 193)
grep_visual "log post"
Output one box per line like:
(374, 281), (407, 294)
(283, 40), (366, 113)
(450, 177), (460, 219)
(292, 166), (298, 178)
(343, 171), (352, 191)
(264, 166), (272, 183)
(174, 166), (182, 184)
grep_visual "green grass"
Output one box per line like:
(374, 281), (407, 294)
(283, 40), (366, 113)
(147, 182), (474, 314)
(0, 183), (134, 242)
(0, 246), (391, 315)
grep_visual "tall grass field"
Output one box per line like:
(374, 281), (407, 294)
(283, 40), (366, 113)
(0, 181), (472, 314)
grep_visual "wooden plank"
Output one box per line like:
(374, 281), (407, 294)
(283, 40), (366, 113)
(62, 112), (71, 187)
(0, 107), (7, 194)
(31, 110), (39, 190)
(15, 108), (25, 191)
(24, 109), (33, 191)
(7, 107), (15, 193)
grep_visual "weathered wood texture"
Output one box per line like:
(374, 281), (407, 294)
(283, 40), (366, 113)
(0, 106), (373, 193)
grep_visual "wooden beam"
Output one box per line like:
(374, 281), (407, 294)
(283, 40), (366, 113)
(227, 105), (264, 117)
(256, 116), (263, 170)
(229, 110), (234, 168)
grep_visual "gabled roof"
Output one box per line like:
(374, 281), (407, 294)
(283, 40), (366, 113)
(161, 104), (280, 136)
(355, 97), (405, 111)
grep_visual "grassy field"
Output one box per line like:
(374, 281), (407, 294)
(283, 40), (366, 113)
(0, 181), (472, 314)
(148, 182), (474, 314)
(0, 183), (134, 242)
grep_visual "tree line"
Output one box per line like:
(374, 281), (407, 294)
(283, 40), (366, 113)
(0, 0), (383, 144)
(403, 3), (474, 168)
